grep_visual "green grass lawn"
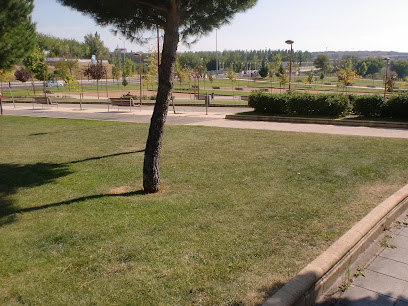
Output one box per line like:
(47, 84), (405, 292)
(1, 116), (408, 305)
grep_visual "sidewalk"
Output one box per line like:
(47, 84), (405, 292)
(2, 103), (408, 139)
(318, 210), (408, 306)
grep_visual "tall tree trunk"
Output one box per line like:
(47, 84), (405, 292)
(143, 3), (180, 193)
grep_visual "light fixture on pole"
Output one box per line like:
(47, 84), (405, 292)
(383, 57), (390, 98)
(38, 62), (46, 98)
(134, 53), (143, 108)
(285, 40), (294, 91)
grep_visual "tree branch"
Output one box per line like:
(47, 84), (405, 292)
(132, 0), (167, 12)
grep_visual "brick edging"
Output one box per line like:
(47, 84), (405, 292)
(262, 184), (408, 306)
(225, 114), (408, 129)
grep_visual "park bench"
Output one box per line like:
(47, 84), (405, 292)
(240, 95), (249, 101)
(212, 86), (221, 89)
(108, 97), (140, 112)
(194, 94), (206, 100)
(235, 87), (244, 91)
(32, 96), (58, 109)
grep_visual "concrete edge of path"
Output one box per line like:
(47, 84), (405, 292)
(262, 183), (408, 306)
(225, 114), (408, 129)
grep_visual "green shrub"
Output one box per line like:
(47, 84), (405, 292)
(287, 93), (350, 117)
(353, 95), (386, 117)
(248, 91), (287, 114)
(249, 92), (350, 117)
(387, 94), (408, 118)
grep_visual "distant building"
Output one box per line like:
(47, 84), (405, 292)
(114, 48), (127, 53)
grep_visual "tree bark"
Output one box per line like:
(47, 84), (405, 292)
(143, 2), (180, 193)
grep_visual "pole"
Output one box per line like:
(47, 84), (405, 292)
(80, 73), (83, 110)
(384, 58), (389, 98)
(139, 55), (142, 109)
(285, 40), (294, 91)
(39, 62), (46, 98)
(216, 29), (218, 78)
(289, 44), (293, 91)
(106, 68), (109, 98)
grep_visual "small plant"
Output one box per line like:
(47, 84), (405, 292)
(379, 234), (396, 248)
(339, 264), (352, 292)
(353, 266), (365, 277)
(394, 220), (408, 229)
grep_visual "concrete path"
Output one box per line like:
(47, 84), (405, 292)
(2, 103), (408, 139)
(321, 211), (408, 306)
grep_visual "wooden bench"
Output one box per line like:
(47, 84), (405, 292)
(194, 94), (206, 100)
(32, 96), (58, 109)
(240, 95), (249, 101)
(235, 87), (244, 91)
(108, 97), (140, 112)
(212, 86), (221, 89)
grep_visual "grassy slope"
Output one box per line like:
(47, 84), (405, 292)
(1, 116), (407, 305)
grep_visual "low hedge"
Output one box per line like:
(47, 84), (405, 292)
(387, 94), (408, 118)
(248, 91), (287, 114)
(248, 91), (350, 117)
(353, 95), (386, 117)
(248, 91), (408, 119)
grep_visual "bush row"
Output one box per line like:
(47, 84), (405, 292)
(248, 91), (408, 118)
(248, 92), (350, 117)
(352, 94), (408, 118)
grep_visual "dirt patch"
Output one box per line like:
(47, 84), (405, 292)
(109, 186), (134, 195)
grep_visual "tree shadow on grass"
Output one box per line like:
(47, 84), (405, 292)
(0, 149), (146, 226)
(0, 163), (72, 225)
(65, 149), (144, 165)
(3, 190), (145, 217)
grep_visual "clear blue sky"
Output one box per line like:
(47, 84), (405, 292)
(32, 0), (408, 54)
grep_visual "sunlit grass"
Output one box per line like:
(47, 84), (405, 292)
(1, 116), (407, 305)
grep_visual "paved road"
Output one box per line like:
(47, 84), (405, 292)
(2, 103), (408, 139)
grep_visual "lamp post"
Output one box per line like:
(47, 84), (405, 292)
(38, 62), (46, 98)
(134, 53), (143, 107)
(285, 40), (294, 91)
(383, 57), (390, 98)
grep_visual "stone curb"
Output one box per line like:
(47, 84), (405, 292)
(4, 101), (248, 108)
(225, 114), (408, 129)
(262, 183), (408, 306)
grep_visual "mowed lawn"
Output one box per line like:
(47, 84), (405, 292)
(1, 116), (407, 305)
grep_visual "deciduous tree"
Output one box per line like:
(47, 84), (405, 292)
(314, 54), (332, 74)
(84, 63), (107, 98)
(58, 0), (258, 193)
(14, 68), (31, 94)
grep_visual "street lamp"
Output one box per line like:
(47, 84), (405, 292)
(383, 57), (390, 98)
(134, 53), (143, 107)
(285, 40), (294, 91)
(38, 62), (46, 98)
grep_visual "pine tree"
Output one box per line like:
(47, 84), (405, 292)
(58, 0), (258, 193)
(0, 0), (36, 71)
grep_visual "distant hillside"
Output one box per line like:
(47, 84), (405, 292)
(311, 51), (408, 60)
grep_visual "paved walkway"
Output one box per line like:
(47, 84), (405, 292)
(318, 211), (408, 306)
(2, 102), (408, 305)
(2, 103), (408, 139)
